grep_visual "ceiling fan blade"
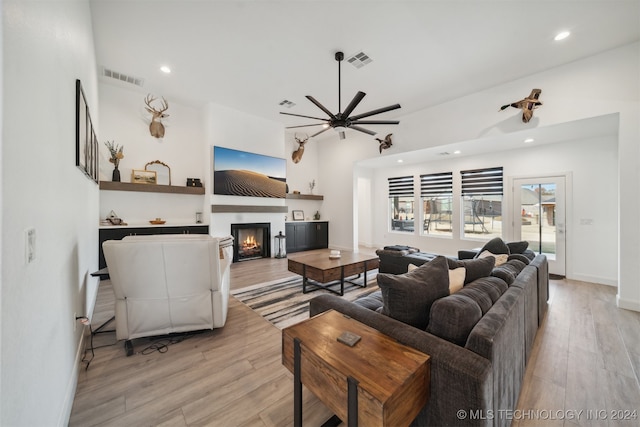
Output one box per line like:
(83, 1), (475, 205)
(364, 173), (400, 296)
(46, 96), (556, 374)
(350, 120), (400, 125)
(280, 112), (329, 121)
(341, 91), (366, 117)
(285, 124), (327, 129)
(310, 127), (331, 138)
(349, 125), (377, 136)
(349, 103), (401, 120)
(306, 96), (337, 119)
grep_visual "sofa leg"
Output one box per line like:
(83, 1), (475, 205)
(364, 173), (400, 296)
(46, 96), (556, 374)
(124, 340), (134, 357)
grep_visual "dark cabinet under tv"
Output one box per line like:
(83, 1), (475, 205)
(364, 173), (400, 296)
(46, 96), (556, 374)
(285, 221), (328, 253)
(98, 225), (209, 269)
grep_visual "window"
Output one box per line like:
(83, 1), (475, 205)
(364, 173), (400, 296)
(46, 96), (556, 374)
(421, 172), (453, 236)
(461, 167), (503, 239)
(388, 175), (414, 232)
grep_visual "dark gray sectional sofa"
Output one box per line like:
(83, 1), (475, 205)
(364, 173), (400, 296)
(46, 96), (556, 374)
(309, 252), (549, 427)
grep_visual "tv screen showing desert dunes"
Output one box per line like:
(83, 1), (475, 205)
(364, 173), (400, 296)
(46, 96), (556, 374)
(213, 146), (286, 198)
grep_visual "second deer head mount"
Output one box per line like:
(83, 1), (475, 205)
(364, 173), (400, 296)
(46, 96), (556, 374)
(144, 94), (170, 138)
(291, 133), (309, 164)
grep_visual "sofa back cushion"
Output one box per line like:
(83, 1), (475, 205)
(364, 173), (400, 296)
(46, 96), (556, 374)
(377, 255), (450, 330)
(426, 294), (483, 346)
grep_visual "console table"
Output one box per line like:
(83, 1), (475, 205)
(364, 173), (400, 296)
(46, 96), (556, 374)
(282, 310), (430, 426)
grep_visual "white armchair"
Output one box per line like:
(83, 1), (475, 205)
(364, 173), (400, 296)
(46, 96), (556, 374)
(102, 234), (233, 355)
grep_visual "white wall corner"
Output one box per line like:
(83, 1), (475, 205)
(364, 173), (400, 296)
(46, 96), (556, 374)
(616, 294), (640, 313)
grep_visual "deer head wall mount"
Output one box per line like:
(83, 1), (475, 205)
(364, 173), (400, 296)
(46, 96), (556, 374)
(144, 94), (169, 138)
(291, 133), (309, 164)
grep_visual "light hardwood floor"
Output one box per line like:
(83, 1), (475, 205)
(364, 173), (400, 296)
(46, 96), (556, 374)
(70, 251), (640, 426)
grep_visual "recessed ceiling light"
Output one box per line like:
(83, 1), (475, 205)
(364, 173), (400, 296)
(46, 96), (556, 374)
(524, 138), (534, 143)
(160, 66), (171, 73)
(453, 150), (461, 154)
(397, 159), (404, 163)
(554, 31), (570, 41)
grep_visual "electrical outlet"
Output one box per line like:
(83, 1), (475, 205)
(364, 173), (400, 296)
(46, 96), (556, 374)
(25, 228), (36, 264)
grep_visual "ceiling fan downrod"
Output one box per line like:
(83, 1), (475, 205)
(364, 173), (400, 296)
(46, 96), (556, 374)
(336, 51), (344, 114)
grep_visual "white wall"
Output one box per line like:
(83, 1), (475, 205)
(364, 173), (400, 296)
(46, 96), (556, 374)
(98, 83), (207, 224)
(318, 42), (639, 309)
(2, 0), (99, 424)
(204, 102), (288, 254)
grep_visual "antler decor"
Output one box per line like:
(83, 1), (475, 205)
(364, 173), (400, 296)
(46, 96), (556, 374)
(291, 133), (309, 164)
(144, 94), (170, 138)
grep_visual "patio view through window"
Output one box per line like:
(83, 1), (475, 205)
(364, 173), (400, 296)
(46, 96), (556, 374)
(461, 167), (503, 240)
(520, 183), (557, 256)
(421, 172), (453, 237)
(389, 175), (414, 233)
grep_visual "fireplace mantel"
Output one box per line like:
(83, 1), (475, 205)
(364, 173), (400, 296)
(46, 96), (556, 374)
(211, 205), (288, 213)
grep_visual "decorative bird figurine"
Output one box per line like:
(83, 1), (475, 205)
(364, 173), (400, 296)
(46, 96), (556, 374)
(376, 133), (393, 153)
(500, 89), (543, 123)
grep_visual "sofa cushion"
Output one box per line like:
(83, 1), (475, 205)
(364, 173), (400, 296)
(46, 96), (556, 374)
(353, 290), (384, 311)
(426, 294), (483, 346)
(475, 237), (510, 257)
(447, 256), (495, 284)
(377, 255), (450, 330)
(506, 240), (529, 254)
(456, 277), (508, 314)
(508, 253), (531, 265)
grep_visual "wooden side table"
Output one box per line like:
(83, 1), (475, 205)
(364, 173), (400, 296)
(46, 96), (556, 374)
(282, 310), (430, 427)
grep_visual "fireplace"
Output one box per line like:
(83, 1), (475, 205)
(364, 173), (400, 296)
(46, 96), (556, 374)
(231, 223), (271, 262)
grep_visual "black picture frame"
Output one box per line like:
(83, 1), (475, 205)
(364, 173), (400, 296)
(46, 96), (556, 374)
(76, 79), (98, 183)
(292, 210), (304, 221)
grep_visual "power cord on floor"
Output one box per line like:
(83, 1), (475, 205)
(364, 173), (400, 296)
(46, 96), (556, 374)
(139, 330), (206, 355)
(81, 323), (118, 371)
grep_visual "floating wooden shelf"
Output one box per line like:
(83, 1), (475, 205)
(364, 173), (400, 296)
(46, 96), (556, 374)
(211, 205), (288, 213)
(286, 193), (323, 201)
(99, 181), (205, 195)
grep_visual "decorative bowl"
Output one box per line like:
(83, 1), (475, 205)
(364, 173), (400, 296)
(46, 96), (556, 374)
(149, 219), (166, 225)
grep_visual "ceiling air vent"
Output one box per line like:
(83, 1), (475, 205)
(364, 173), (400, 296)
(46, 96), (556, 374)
(279, 99), (296, 108)
(347, 51), (373, 69)
(101, 67), (145, 87)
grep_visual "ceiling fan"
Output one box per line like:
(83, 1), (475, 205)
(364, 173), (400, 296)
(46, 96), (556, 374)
(280, 51), (401, 140)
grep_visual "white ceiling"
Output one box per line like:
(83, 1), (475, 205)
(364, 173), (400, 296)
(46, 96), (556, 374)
(90, 0), (639, 135)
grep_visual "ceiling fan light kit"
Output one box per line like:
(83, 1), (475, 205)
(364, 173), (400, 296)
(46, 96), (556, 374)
(280, 51), (401, 140)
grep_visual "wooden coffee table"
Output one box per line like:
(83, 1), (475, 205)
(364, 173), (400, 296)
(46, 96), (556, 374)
(287, 250), (379, 296)
(282, 309), (431, 426)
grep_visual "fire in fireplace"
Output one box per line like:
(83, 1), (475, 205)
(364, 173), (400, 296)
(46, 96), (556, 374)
(231, 223), (271, 262)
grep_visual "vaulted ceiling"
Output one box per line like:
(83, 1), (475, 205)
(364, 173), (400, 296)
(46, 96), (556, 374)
(90, 0), (639, 134)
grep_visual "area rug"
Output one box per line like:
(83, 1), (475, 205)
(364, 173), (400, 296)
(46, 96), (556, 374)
(231, 271), (379, 329)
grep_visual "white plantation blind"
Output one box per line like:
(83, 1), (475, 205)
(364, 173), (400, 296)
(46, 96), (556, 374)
(420, 172), (453, 197)
(388, 175), (414, 197)
(461, 167), (503, 196)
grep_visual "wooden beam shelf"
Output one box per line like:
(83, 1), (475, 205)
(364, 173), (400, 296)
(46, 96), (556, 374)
(211, 205), (288, 213)
(286, 193), (323, 201)
(99, 181), (205, 195)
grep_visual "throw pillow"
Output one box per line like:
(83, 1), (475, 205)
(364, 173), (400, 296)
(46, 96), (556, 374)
(478, 250), (508, 266)
(427, 294), (483, 346)
(474, 237), (510, 257)
(447, 256), (495, 285)
(378, 256), (450, 330)
(506, 240), (529, 254)
(449, 267), (466, 293)
(508, 253), (531, 265)
(409, 263), (465, 294)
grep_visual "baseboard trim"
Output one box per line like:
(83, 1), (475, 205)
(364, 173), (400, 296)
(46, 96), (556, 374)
(567, 273), (617, 287)
(616, 295), (640, 312)
(58, 327), (87, 426)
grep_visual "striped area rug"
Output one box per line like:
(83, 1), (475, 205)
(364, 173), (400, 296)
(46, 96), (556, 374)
(231, 271), (379, 329)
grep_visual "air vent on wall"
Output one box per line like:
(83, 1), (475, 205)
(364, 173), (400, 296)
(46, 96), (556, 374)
(101, 67), (145, 87)
(347, 51), (373, 69)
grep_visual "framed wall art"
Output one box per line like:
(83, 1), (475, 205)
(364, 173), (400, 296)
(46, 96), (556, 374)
(131, 169), (157, 184)
(292, 210), (304, 221)
(75, 79), (98, 183)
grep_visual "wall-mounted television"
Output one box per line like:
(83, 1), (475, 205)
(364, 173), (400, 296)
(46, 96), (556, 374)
(213, 146), (286, 198)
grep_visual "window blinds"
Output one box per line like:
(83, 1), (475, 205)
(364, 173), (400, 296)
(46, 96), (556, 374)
(388, 176), (414, 197)
(420, 172), (453, 197)
(461, 167), (503, 196)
